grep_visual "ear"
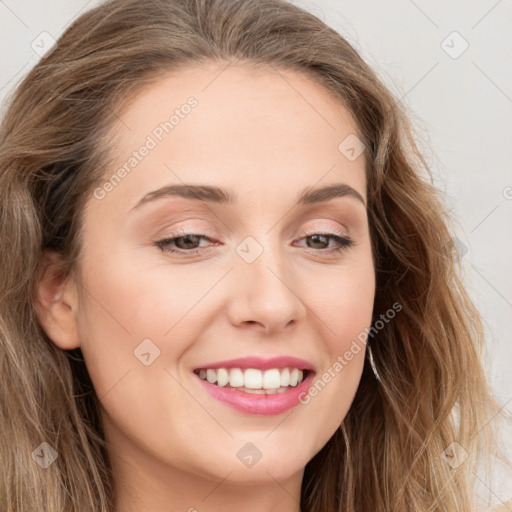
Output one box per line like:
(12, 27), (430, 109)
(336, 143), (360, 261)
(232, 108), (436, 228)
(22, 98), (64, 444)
(33, 250), (80, 350)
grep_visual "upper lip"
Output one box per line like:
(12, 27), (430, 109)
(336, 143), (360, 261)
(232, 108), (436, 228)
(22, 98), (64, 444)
(194, 355), (315, 372)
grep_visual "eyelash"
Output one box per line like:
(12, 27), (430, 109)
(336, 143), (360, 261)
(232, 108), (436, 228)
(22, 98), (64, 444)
(154, 228), (354, 256)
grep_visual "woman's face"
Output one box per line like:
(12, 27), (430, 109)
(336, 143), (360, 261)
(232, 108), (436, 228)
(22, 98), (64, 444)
(50, 62), (375, 495)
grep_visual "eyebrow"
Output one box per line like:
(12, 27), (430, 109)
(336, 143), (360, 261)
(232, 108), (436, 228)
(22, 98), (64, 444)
(129, 182), (366, 212)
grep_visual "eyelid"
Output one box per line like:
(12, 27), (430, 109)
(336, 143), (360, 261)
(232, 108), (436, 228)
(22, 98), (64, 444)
(156, 216), (351, 236)
(300, 221), (350, 238)
(155, 223), (217, 239)
(157, 221), (349, 241)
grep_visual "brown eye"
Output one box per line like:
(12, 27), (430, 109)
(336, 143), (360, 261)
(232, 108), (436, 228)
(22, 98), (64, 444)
(155, 231), (214, 255)
(296, 233), (354, 254)
(173, 234), (203, 250)
(306, 234), (330, 249)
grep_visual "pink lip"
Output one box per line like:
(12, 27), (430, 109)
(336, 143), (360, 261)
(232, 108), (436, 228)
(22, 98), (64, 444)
(193, 355), (315, 371)
(194, 371), (314, 415)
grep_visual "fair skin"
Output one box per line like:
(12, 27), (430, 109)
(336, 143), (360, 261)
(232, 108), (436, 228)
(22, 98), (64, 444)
(35, 62), (375, 512)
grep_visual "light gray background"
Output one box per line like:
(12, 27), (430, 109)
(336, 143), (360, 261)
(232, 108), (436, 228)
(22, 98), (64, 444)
(1, 0), (510, 509)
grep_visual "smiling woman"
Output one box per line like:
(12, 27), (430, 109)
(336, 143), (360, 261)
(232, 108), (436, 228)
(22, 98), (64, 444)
(0, 0), (508, 511)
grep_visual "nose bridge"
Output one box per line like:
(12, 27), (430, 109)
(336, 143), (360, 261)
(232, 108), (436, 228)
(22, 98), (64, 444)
(229, 230), (306, 333)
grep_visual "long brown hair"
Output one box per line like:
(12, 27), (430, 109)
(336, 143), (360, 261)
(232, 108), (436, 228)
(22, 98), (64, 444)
(0, 0), (507, 510)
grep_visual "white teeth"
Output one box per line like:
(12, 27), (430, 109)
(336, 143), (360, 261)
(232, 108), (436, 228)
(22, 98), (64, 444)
(229, 368), (244, 387)
(206, 369), (217, 384)
(280, 368), (290, 387)
(289, 368), (299, 386)
(244, 368), (263, 389)
(196, 367), (307, 390)
(230, 386), (290, 394)
(262, 368), (281, 389)
(241, 388), (266, 394)
(216, 368), (229, 387)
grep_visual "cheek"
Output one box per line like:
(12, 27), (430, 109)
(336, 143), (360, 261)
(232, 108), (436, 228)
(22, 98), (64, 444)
(76, 248), (208, 341)
(307, 246), (376, 347)
(74, 256), (214, 468)
(295, 250), (375, 437)
(74, 246), (246, 414)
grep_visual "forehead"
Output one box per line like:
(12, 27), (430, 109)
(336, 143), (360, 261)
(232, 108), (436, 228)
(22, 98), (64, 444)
(96, 62), (367, 214)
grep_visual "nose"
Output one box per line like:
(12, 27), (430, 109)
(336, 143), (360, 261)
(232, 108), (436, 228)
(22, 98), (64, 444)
(226, 238), (307, 335)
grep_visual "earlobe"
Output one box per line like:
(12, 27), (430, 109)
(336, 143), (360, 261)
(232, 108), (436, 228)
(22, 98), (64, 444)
(33, 250), (80, 350)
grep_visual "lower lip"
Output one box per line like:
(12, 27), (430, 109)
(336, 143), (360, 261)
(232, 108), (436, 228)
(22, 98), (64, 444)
(194, 372), (314, 415)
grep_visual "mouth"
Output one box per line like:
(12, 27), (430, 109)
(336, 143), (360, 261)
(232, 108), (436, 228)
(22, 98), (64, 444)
(193, 367), (313, 395)
(191, 355), (316, 414)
